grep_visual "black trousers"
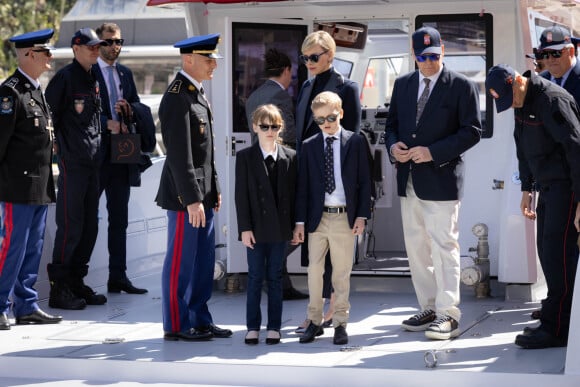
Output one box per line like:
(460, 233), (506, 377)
(536, 181), (579, 339)
(100, 162), (131, 280)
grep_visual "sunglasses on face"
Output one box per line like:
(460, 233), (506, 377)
(537, 50), (564, 60)
(299, 50), (328, 64)
(415, 54), (441, 63)
(313, 114), (339, 125)
(258, 124), (281, 132)
(104, 38), (124, 46)
(27, 49), (52, 57)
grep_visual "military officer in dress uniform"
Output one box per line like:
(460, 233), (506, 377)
(0, 29), (62, 330)
(156, 34), (232, 341)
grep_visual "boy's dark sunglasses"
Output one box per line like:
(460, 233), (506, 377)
(258, 124), (281, 132)
(105, 38), (124, 46)
(313, 114), (339, 125)
(299, 50), (328, 64)
(415, 54), (440, 62)
(537, 50), (563, 60)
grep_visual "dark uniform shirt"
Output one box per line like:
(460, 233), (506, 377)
(45, 59), (102, 166)
(0, 69), (56, 204)
(155, 72), (220, 211)
(514, 72), (580, 198)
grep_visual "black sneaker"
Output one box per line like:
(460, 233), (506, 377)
(425, 315), (460, 340)
(401, 309), (436, 331)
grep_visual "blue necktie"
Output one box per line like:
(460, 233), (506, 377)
(555, 77), (563, 86)
(107, 66), (119, 121)
(324, 137), (336, 194)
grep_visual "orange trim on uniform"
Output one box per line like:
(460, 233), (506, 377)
(0, 203), (14, 275)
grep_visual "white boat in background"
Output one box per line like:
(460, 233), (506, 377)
(2, 0), (580, 385)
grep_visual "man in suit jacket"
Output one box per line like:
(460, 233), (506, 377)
(385, 26), (481, 340)
(245, 48), (296, 148)
(156, 33), (231, 342)
(294, 91), (371, 345)
(93, 22), (147, 295)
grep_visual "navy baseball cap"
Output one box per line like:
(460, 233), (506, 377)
(539, 25), (573, 51)
(486, 64), (516, 113)
(9, 28), (54, 49)
(412, 26), (442, 57)
(71, 28), (107, 47)
(174, 33), (223, 58)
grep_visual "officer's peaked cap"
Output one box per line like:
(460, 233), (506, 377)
(174, 33), (223, 58)
(9, 28), (54, 49)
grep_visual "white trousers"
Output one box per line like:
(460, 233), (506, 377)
(400, 177), (461, 321)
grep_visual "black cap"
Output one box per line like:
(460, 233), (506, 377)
(485, 64), (516, 114)
(412, 26), (442, 57)
(71, 28), (108, 47)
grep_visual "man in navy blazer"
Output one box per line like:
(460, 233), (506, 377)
(294, 91), (371, 345)
(385, 26), (481, 340)
(93, 23), (147, 294)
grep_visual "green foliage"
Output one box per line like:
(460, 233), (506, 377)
(0, 0), (75, 80)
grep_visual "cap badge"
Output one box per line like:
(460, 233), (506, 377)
(424, 34), (431, 46)
(74, 99), (85, 114)
(547, 32), (553, 43)
(489, 88), (499, 99)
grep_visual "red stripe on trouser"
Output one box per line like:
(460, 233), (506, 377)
(556, 193), (575, 336)
(169, 211), (185, 332)
(58, 159), (69, 263)
(0, 203), (14, 275)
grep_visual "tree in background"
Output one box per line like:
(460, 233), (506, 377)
(0, 0), (75, 79)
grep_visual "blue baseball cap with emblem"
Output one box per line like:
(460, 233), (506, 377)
(174, 33), (223, 58)
(71, 27), (108, 47)
(9, 28), (54, 49)
(485, 64), (516, 114)
(412, 26), (442, 57)
(539, 25), (574, 51)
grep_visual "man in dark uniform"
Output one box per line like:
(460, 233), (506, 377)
(45, 28), (109, 310)
(486, 64), (580, 349)
(0, 29), (63, 330)
(156, 33), (232, 341)
(93, 22), (148, 295)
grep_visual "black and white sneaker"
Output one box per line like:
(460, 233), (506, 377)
(425, 315), (460, 340)
(401, 309), (436, 331)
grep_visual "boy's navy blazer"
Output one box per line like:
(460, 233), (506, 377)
(384, 65), (481, 201)
(235, 142), (297, 243)
(295, 129), (371, 233)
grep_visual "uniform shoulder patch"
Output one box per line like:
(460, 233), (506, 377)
(5, 77), (19, 89)
(168, 80), (182, 94)
(1, 96), (14, 115)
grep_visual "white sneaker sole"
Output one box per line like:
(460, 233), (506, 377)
(424, 328), (460, 340)
(401, 322), (432, 332)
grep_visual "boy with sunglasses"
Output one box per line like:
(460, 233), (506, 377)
(293, 91), (371, 345)
(385, 26), (481, 340)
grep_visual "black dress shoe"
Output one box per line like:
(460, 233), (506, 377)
(531, 310), (542, 320)
(108, 279), (148, 294)
(70, 282), (107, 305)
(515, 329), (567, 349)
(198, 323), (233, 338)
(164, 329), (213, 341)
(266, 330), (281, 345)
(16, 309), (63, 325)
(523, 326), (540, 335)
(283, 288), (309, 300)
(299, 322), (323, 344)
(333, 325), (348, 345)
(245, 331), (259, 345)
(322, 319), (333, 328)
(0, 313), (10, 330)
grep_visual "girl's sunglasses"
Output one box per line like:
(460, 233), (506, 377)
(299, 50), (328, 64)
(416, 54), (441, 63)
(258, 124), (281, 132)
(313, 114), (339, 125)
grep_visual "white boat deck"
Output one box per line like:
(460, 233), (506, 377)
(1, 255), (579, 387)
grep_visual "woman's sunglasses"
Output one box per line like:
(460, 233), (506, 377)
(415, 54), (440, 63)
(537, 50), (564, 60)
(299, 50), (328, 64)
(313, 114), (339, 125)
(258, 124), (281, 132)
